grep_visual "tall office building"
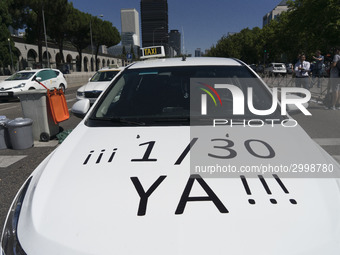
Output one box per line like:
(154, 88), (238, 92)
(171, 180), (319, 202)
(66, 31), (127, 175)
(169, 29), (181, 55)
(195, 48), (202, 57)
(140, 0), (168, 48)
(121, 9), (140, 47)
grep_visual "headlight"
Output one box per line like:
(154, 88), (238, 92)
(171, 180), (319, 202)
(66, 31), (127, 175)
(77, 91), (85, 97)
(1, 178), (32, 255)
(13, 83), (26, 89)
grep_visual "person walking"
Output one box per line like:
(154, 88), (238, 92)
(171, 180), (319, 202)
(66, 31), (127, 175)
(312, 50), (324, 88)
(294, 54), (311, 90)
(327, 48), (340, 110)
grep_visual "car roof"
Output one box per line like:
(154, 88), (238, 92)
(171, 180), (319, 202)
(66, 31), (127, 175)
(17, 68), (60, 73)
(127, 57), (243, 69)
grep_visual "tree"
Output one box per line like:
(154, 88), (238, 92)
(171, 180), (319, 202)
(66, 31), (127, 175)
(92, 18), (120, 70)
(0, 0), (15, 73)
(24, 0), (50, 66)
(65, 7), (91, 71)
(46, 0), (70, 65)
(208, 0), (340, 65)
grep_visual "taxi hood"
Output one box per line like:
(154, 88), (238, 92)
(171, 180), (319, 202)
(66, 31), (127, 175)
(18, 123), (340, 255)
(81, 81), (111, 92)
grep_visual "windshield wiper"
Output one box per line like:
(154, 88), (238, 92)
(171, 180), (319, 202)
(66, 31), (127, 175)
(152, 117), (190, 123)
(92, 117), (146, 126)
(110, 118), (146, 126)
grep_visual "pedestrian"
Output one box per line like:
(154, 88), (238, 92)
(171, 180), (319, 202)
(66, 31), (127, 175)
(326, 47), (340, 110)
(294, 54), (311, 90)
(312, 50), (324, 88)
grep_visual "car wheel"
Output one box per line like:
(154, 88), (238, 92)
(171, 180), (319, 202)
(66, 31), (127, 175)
(40, 132), (50, 142)
(59, 84), (66, 93)
(28, 87), (35, 90)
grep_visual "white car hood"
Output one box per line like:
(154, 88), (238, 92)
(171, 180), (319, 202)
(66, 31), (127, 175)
(18, 124), (340, 255)
(80, 81), (111, 92)
(0, 80), (27, 89)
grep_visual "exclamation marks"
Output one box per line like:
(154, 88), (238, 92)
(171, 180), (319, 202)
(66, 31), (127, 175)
(83, 148), (118, 165)
(258, 175), (277, 204)
(108, 148), (118, 163)
(96, 150), (105, 164)
(240, 175), (255, 205)
(241, 175), (297, 205)
(83, 150), (94, 165)
(273, 174), (297, 205)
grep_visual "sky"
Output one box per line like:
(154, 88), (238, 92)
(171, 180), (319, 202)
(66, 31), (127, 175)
(69, 0), (282, 55)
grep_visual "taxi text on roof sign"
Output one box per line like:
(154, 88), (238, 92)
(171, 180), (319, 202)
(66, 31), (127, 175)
(140, 46), (165, 59)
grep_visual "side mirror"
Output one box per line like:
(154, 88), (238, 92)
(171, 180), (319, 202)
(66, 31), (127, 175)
(35, 77), (42, 82)
(89, 78), (91, 81)
(71, 99), (90, 118)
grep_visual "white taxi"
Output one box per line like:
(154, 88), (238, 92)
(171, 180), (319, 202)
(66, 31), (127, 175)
(76, 66), (124, 104)
(1, 48), (340, 255)
(0, 69), (67, 100)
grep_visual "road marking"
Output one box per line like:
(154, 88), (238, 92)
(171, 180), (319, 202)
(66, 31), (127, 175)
(313, 138), (340, 146)
(0, 156), (27, 168)
(34, 140), (59, 147)
(66, 98), (76, 103)
(0, 106), (18, 112)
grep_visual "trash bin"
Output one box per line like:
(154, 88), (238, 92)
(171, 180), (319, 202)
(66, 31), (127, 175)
(16, 90), (59, 141)
(7, 118), (33, 150)
(0, 116), (10, 149)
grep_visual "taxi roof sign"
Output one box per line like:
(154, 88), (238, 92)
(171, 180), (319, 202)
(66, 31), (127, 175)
(140, 46), (165, 59)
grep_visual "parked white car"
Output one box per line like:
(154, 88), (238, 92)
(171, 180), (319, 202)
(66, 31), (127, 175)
(2, 49), (340, 255)
(0, 69), (67, 100)
(265, 63), (287, 76)
(76, 67), (124, 104)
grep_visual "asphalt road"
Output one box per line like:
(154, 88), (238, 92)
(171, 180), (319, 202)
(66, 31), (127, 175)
(0, 85), (83, 235)
(0, 87), (340, 237)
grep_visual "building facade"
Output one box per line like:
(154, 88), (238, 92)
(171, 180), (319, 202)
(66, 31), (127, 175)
(263, 0), (288, 27)
(121, 8), (140, 47)
(10, 36), (123, 73)
(169, 29), (181, 56)
(140, 0), (168, 48)
(195, 48), (202, 57)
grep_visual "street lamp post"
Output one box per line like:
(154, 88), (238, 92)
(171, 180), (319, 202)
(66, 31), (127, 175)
(42, 6), (50, 68)
(153, 27), (164, 46)
(90, 14), (104, 71)
(8, 38), (14, 73)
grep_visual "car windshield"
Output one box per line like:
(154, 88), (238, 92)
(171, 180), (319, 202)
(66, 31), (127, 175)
(5, 72), (35, 81)
(90, 70), (120, 82)
(88, 65), (283, 126)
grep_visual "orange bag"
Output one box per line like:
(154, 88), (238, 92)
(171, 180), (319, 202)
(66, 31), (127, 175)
(47, 88), (70, 124)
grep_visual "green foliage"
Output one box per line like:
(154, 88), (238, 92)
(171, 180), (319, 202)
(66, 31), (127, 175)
(45, 0), (70, 63)
(92, 17), (121, 69)
(209, 0), (340, 64)
(0, 0), (16, 70)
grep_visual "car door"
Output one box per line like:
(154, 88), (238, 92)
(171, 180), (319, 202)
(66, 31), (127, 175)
(35, 70), (57, 89)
